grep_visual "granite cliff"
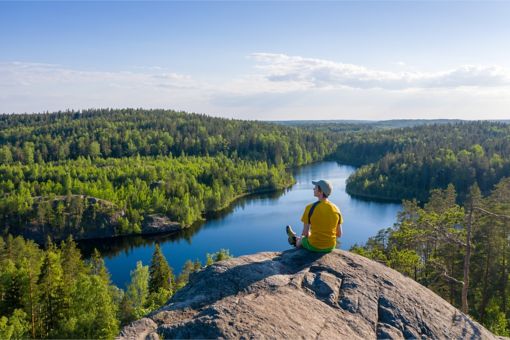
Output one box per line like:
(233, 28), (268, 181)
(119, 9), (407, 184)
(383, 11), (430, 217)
(119, 249), (499, 339)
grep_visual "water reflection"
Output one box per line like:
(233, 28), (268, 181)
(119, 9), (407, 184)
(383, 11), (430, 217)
(83, 161), (402, 289)
(79, 228), (195, 259)
(78, 189), (289, 259)
(203, 189), (288, 221)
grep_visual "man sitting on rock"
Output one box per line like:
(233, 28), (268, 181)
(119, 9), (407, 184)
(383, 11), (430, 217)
(286, 179), (343, 253)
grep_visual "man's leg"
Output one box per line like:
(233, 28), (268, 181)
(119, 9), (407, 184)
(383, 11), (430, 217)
(286, 225), (298, 247)
(296, 236), (303, 248)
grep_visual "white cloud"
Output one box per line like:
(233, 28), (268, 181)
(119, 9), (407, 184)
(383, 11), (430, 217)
(249, 53), (510, 90)
(0, 62), (206, 114)
(0, 62), (196, 89)
(1, 57), (510, 120)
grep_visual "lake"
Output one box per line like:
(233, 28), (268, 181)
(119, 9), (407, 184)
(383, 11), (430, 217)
(81, 161), (402, 288)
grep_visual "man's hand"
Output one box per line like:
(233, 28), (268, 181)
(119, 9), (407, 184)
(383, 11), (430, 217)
(336, 224), (342, 238)
(302, 223), (311, 237)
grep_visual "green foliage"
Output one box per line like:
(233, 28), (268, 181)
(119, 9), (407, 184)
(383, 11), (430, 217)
(0, 109), (347, 240)
(213, 249), (232, 262)
(121, 247), (233, 324)
(0, 309), (29, 340)
(0, 154), (294, 239)
(484, 298), (510, 336)
(334, 122), (510, 203)
(0, 108), (333, 166)
(88, 248), (110, 283)
(149, 244), (174, 294)
(353, 178), (510, 335)
(0, 235), (119, 339)
(122, 261), (150, 321)
(193, 259), (202, 272)
(61, 274), (119, 339)
(0, 146), (12, 164)
(205, 249), (233, 267)
(205, 253), (214, 266)
(387, 248), (421, 278)
(145, 288), (172, 313)
(37, 251), (66, 338)
(0, 214), (239, 335)
(176, 260), (196, 289)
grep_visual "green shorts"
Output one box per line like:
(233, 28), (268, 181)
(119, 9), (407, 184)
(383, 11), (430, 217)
(301, 237), (335, 253)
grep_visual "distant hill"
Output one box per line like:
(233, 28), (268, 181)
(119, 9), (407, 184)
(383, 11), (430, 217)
(271, 119), (464, 129)
(272, 119), (509, 129)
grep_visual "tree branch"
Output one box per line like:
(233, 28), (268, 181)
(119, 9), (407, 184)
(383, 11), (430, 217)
(473, 206), (510, 220)
(430, 226), (467, 247)
(429, 260), (464, 286)
(441, 270), (464, 285)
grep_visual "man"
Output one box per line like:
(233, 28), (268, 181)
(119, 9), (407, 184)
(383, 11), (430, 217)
(286, 179), (343, 253)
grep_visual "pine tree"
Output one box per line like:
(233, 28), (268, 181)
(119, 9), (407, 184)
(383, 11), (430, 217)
(461, 184), (482, 313)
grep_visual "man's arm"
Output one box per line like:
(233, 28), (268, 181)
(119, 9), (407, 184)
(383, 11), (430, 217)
(302, 223), (311, 237)
(336, 223), (342, 238)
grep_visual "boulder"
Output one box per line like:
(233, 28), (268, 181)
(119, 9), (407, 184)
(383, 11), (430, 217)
(141, 214), (181, 234)
(118, 249), (499, 339)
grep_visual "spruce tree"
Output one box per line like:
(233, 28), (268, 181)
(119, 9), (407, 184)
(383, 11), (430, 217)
(148, 244), (173, 294)
(88, 248), (110, 283)
(37, 251), (66, 338)
(4, 272), (23, 315)
(61, 236), (85, 287)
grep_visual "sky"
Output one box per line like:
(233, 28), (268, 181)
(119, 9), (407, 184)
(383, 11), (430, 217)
(1, 1), (510, 120)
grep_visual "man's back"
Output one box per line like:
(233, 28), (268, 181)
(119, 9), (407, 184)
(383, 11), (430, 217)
(301, 201), (342, 249)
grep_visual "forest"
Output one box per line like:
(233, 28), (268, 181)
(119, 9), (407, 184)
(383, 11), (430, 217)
(0, 109), (335, 240)
(1, 109), (510, 337)
(0, 108), (333, 166)
(331, 122), (510, 202)
(337, 121), (510, 335)
(0, 234), (230, 338)
(351, 179), (510, 335)
(279, 119), (510, 335)
(0, 155), (292, 240)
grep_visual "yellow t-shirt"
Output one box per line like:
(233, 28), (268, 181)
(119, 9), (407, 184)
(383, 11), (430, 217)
(301, 200), (343, 249)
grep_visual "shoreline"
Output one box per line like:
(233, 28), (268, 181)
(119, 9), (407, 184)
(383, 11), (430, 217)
(345, 188), (403, 204)
(11, 179), (297, 245)
(7, 161), (403, 245)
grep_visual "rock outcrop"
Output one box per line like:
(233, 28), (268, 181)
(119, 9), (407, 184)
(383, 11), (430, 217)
(141, 214), (181, 235)
(119, 249), (499, 339)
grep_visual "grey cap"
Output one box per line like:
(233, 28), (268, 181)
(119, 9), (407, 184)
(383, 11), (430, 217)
(312, 179), (333, 197)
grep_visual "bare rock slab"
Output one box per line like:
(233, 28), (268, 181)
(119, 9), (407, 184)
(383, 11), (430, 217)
(119, 249), (499, 339)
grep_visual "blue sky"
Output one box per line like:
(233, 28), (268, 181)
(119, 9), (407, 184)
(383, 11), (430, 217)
(1, 1), (510, 120)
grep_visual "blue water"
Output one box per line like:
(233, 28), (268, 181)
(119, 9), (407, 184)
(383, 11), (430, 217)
(86, 162), (401, 289)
